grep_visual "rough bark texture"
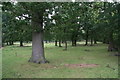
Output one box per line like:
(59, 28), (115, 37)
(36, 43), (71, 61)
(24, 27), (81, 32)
(29, 31), (47, 63)
(29, 12), (48, 64)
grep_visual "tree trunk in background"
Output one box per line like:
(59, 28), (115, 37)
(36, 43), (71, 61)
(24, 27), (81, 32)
(74, 40), (77, 46)
(71, 33), (77, 46)
(90, 37), (93, 46)
(118, 47), (120, 54)
(64, 41), (67, 50)
(11, 41), (14, 45)
(103, 37), (109, 44)
(6, 42), (9, 45)
(2, 43), (4, 47)
(55, 40), (57, 46)
(9, 41), (13, 45)
(108, 41), (114, 51)
(103, 38), (106, 44)
(72, 40), (77, 46)
(59, 40), (62, 47)
(94, 39), (97, 44)
(20, 41), (23, 46)
(108, 32), (115, 51)
(72, 40), (74, 46)
(85, 30), (89, 46)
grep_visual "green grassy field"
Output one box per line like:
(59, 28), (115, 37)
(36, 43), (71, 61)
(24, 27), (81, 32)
(2, 42), (118, 78)
(0, 48), (2, 79)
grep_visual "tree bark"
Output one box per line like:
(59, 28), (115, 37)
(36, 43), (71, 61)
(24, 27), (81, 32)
(74, 40), (77, 46)
(72, 40), (74, 46)
(64, 41), (67, 51)
(6, 42), (9, 45)
(90, 37), (93, 46)
(94, 39), (97, 44)
(72, 40), (77, 46)
(103, 37), (109, 44)
(59, 40), (62, 47)
(11, 41), (14, 45)
(29, 31), (47, 63)
(108, 32), (115, 51)
(2, 43), (4, 47)
(9, 41), (13, 45)
(20, 41), (23, 47)
(85, 30), (89, 46)
(55, 40), (57, 46)
(28, 12), (48, 64)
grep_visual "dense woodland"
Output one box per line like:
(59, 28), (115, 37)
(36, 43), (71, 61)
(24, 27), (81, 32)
(2, 2), (120, 64)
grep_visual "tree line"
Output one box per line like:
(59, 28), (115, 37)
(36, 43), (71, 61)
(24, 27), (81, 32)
(2, 2), (120, 63)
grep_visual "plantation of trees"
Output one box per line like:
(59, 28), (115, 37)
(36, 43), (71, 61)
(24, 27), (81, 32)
(1, 1), (120, 78)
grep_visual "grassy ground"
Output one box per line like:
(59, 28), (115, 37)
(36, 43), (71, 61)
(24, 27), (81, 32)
(2, 42), (118, 78)
(0, 49), (1, 77)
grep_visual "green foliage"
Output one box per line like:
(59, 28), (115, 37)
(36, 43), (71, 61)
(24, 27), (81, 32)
(2, 2), (120, 49)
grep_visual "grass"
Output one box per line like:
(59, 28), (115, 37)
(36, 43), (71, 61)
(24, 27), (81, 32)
(0, 47), (2, 79)
(2, 42), (118, 78)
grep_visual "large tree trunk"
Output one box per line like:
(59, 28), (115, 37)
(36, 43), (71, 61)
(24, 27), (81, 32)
(29, 32), (47, 63)
(20, 41), (23, 47)
(55, 40), (57, 46)
(29, 12), (48, 64)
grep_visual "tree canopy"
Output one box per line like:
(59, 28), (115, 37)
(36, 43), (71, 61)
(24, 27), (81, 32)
(2, 2), (120, 63)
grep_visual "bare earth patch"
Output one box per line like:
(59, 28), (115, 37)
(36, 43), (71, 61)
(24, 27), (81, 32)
(64, 64), (99, 68)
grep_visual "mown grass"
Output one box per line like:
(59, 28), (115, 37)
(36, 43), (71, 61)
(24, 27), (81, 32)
(0, 52), (1, 77)
(2, 42), (118, 78)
